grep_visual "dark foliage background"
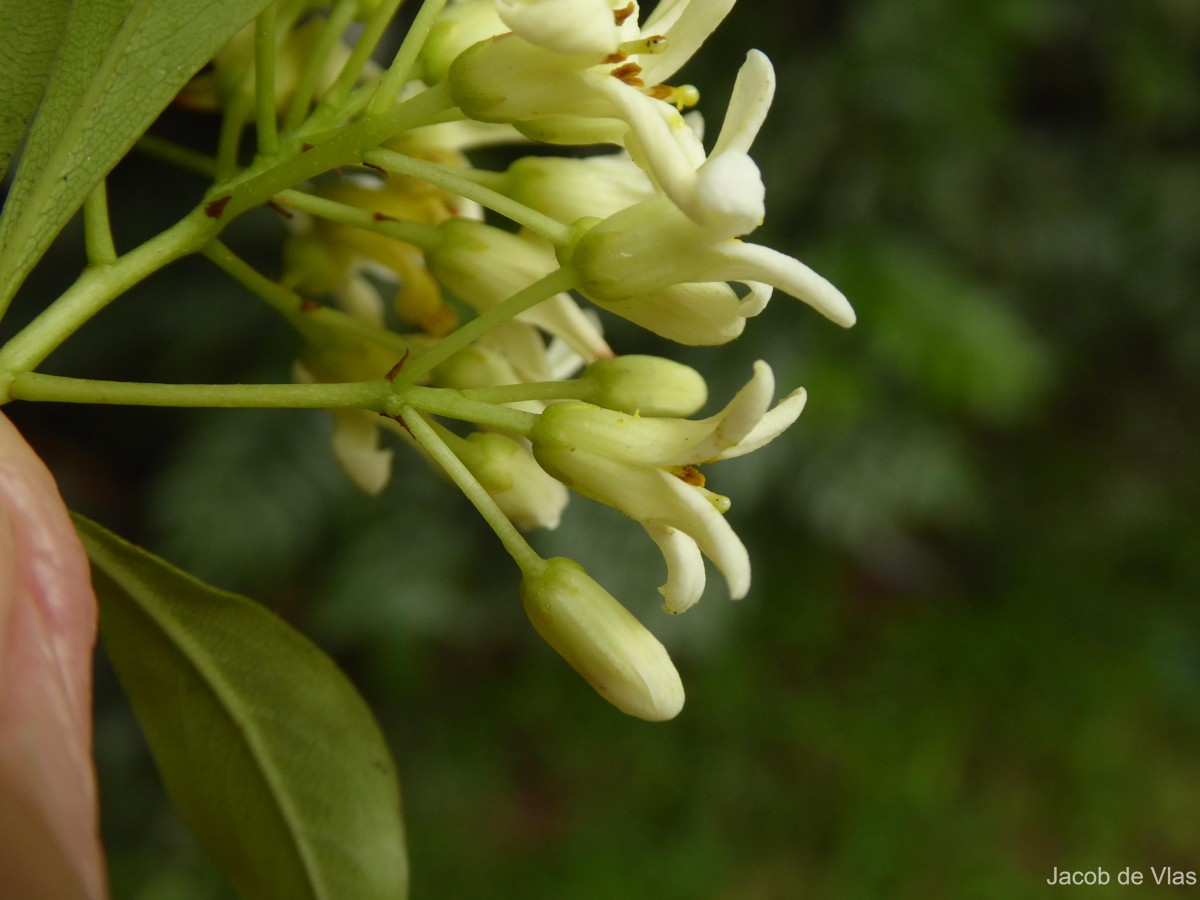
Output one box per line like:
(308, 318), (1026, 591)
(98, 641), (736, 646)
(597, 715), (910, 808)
(4, 1), (1199, 897)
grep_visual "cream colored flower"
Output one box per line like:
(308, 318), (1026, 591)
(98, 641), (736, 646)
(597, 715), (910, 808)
(446, 0), (723, 147)
(530, 361), (806, 612)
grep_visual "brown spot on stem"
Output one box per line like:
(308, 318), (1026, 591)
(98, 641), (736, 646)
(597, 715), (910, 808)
(362, 161), (389, 178)
(266, 199), (294, 219)
(299, 298), (321, 312)
(204, 196), (231, 218)
(385, 350), (411, 381)
(301, 143), (314, 152)
(373, 211), (398, 222)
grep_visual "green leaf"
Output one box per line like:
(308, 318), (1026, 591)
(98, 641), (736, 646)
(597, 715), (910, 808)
(74, 514), (409, 900)
(0, 0), (71, 182)
(0, 0), (275, 312)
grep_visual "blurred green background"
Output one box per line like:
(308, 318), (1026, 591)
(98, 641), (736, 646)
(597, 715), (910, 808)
(4, 0), (1200, 897)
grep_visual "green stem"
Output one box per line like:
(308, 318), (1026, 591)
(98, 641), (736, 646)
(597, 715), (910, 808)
(368, 0), (449, 117)
(10, 372), (390, 409)
(319, 0), (404, 111)
(215, 89), (255, 182)
(215, 81), (456, 220)
(134, 134), (218, 179)
(364, 148), (573, 247)
(400, 406), (543, 573)
(393, 384), (538, 434)
(459, 380), (591, 404)
(0, 210), (220, 401)
(83, 181), (118, 265)
(275, 189), (440, 251)
(283, 0), (358, 131)
(391, 267), (579, 389)
(255, 3), (280, 157)
(201, 241), (417, 358)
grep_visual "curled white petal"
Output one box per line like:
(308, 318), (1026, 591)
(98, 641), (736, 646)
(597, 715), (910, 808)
(710, 50), (776, 158)
(708, 240), (857, 327)
(718, 387), (808, 460)
(742, 281), (773, 316)
(654, 474), (750, 599)
(693, 150), (765, 237)
(654, 360), (775, 465)
(646, 524), (706, 613)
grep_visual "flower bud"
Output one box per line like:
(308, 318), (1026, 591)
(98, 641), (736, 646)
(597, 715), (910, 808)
(581, 355), (708, 417)
(500, 154), (656, 223)
(520, 558), (684, 720)
(419, 0), (508, 84)
(457, 432), (568, 530)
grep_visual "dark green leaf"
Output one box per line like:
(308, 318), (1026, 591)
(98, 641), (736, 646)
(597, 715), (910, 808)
(0, 0), (71, 181)
(0, 0), (275, 311)
(75, 514), (408, 900)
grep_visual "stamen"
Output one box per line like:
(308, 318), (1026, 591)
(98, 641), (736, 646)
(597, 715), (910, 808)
(672, 84), (700, 110)
(604, 50), (629, 64)
(642, 83), (701, 111)
(618, 35), (666, 56)
(610, 62), (645, 87)
(674, 466), (706, 487)
(612, 2), (636, 25)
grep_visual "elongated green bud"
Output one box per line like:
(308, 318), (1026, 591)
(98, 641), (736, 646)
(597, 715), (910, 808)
(520, 558), (684, 721)
(581, 355), (708, 417)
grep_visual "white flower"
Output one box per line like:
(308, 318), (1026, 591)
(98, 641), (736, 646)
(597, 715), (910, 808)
(446, 0), (726, 148)
(614, 48), (775, 236)
(565, 191), (853, 343)
(530, 360), (807, 612)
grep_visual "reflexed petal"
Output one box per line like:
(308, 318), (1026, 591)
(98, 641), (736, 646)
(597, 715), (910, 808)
(741, 281), (773, 316)
(710, 50), (775, 158)
(533, 443), (749, 598)
(645, 524), (706, 613)
(692, 150), (764, 237)
(652, 472), (750, 599)
(705, 240), (857, 327)
(663, 360), (775, 465)
(718, 386), (808, 460)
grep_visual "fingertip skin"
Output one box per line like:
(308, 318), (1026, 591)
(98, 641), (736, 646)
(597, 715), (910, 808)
(0, 412), (107, 900)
